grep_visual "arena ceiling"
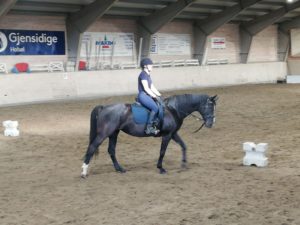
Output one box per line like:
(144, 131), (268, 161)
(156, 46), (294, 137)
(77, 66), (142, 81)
(3, 0), (300, 24)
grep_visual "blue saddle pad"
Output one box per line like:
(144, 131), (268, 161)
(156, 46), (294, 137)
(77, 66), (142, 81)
(131, 103), (164, 125)
(131, 103), (149, 124)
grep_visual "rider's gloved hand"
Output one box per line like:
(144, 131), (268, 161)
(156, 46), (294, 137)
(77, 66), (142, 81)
(158, 96), (164, 101)
(156, 96), (164, 106)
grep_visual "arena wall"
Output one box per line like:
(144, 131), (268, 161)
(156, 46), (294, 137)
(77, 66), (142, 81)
(0, 15), (287, 106)
(206, 24), (240, 64)
(0, 62), (286, 106)
(291, 28), (300, 57)
(287, 59), (300, 74)
(287, 29), (300, 75)
(248, 25), (278, 63)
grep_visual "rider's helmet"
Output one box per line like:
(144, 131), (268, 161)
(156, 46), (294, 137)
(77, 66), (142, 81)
(140, 58), (153, 69)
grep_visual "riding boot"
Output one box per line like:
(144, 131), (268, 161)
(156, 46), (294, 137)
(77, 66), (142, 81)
(145, 111), (160, 135)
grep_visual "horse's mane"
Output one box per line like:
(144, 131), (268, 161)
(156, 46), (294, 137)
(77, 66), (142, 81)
(165, 94), (209, 110)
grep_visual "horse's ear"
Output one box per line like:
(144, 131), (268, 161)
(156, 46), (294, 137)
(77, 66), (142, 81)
(210, 95), (218, 102)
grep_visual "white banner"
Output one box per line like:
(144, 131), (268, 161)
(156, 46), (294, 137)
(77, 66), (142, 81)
(150, 33), (191, 55)
(80, 32), (134, 57)
(211, 37), (226, 49)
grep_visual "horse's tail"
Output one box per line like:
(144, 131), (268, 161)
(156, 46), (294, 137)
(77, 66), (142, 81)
(89, 105), (104, 145)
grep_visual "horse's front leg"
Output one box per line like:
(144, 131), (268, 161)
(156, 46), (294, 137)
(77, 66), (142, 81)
(157, 134), (172, 174)
(108, 131), (126, 173)
(172, 132), (188, 169)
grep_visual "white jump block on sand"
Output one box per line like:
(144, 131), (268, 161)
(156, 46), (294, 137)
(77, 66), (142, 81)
(286, 75), (300, 83)
(2, 120), (20, 137)
(243, 142), (268, 167)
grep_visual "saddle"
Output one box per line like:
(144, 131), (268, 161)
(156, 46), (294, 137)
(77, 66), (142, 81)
(131, 101), (164, 126)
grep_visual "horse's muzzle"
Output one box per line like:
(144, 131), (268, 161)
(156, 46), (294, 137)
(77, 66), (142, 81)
(205, 122), (213, 128)
(205, 117), (215, 128)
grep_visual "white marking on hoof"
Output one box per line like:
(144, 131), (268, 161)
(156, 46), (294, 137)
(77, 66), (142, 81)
(81, 163), (89, 177)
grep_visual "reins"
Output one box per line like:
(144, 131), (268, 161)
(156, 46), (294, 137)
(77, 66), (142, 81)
(193, 121), (205, 133)
(179, 110), (205, 133)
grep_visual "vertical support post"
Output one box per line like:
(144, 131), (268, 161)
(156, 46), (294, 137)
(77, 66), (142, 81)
(137, 37), (143, 67)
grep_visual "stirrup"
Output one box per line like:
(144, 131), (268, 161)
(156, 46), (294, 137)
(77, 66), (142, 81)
(145, 126), (160, 135)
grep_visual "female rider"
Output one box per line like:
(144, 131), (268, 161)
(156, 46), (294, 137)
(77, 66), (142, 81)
(138, 58), (162, 135)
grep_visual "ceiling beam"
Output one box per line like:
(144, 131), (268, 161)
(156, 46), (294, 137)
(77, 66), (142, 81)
(190, 3), (225, 11)
(279, 15), (300, 32)
(107, 7), (152, 16)
(256, 1), (285, 7)
(139, 0), (195, 34)
(242, 1), (300, 35)
(246, 8), (271, 13)
(118, 0), (168, 5)
(193, 0), (263, 63)
(9, 10), (67, 17)
(240, 0), (300, 63)
(68, 0), (117, 33)
(13, 1), (80, 13)
(0, 0), (17, 20)
(66, 0), (117, 68)
(138, 0), (195, 58)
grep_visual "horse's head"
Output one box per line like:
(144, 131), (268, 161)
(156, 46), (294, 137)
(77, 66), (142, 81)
(198, 95), (218, 128)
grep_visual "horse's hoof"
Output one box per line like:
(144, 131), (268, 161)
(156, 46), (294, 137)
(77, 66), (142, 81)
(181, 163), (189, 170)
(81, 174), (88, 179)
(159, 168), (167, 174)
(116, 168), (126, 173)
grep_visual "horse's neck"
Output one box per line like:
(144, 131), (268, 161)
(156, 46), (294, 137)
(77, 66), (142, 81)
(170, 94), (202, 120)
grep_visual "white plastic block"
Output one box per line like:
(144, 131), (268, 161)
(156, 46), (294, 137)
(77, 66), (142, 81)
(286, 75), (300, 84)
(243, 142), (256, 151)
(256, 143), (268, 153)
(2, 120), (20, 137)
(243, 142), (268, 167)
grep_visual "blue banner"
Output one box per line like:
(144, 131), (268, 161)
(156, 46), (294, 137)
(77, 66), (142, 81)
(0, 29), (65, 55)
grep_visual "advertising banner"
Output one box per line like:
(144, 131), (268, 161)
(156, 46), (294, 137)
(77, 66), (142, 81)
(81, 32), (134, 57)
(150, 33), (191, 55)
(211, 37), (226, 49)
(0, 29), (65, 55)
(150, 35), (158, 54)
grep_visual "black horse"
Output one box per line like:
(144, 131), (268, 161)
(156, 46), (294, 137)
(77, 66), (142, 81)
(81, 94), (218, 177)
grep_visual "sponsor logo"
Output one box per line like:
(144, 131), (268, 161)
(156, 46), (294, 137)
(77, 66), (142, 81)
(0, 32), (8, 52)
(95, 35), (114, 49)
(8, 32), (58, 46)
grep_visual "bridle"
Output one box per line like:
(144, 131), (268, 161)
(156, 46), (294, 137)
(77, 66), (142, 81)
(181, 100), (216, 133)
(164, 96), (216, 133)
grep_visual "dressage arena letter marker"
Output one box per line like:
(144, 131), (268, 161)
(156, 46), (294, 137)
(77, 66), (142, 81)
(242, 142), (268, 167)
(2, 120), (20, 137)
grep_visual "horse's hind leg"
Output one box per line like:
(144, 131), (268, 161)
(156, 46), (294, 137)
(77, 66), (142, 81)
(172, 133), (188, 169)
(108, 131), (126, 173)
(81, 135), (106, 178)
